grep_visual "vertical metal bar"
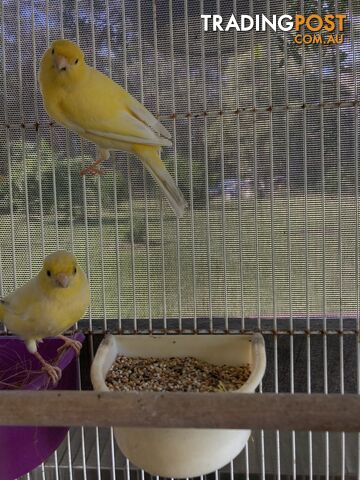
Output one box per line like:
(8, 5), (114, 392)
(199, 0), (213, 329)
(59, 0), (64, 35)
(335, 2), (345, 477)
(169, 0), (183, 329)
(152, 0), (167, 329)
(126, 458), (131, 480)
(74, 273), (88, 480)
(95, 99), (106, 329)
(31, 2), (38, 124)
(46, 0), (60, 257)
(112, 163), (122, 330)
(137, 0), (152, 330)
(184, 0), (197, 329)
(87, 332), (101, 478)
(0, 10), (5, 314)
(159, 196), (167, 328)
(53, 450), (60, 480)
(216, 0), (228, 329)
(31, 0), (45, 258)
(266, 2), (280, 478)
(102, 4), (122, 331)
(15, 1), (23, 125)
(121, 0), (137, 331)
(1, 0), (17, 290)
(350, 0), (360, 477)
(283, 0), (296, 476)
(41, 462), (46, 480)
(250, 0), (261, 332)
(72, 0), (93, 337)
(60, 0), (75, 256)
(244, 443), (250, 480)
(31, 0), (45, 260)
(94, 425), (102, 479)
(300, 0), (312, 475)
(17, 0), (32, 276)
(109, 427), (116, 480)
(249, 1), (264, 477)
(79, 426), (88, 480)
(89, 0), (107, 331)
(88, 3), (104, 476)
(316, 2), (329, 479)
(50, 126), (60, 251)
(105, 0), (116, 333)
(98, 0), (113, 324)
(126, 124), (137, 328)
(21, 134), (32, 275)
(233, 0), (244, 331)
(79, 154), (92, 332)
(66, 431), (74, 480)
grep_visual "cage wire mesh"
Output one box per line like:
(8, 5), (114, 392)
(0, 0), (360, 478)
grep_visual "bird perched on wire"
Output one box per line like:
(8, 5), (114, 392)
(0, 251), (90, 384)
(38, 39), (187, 218)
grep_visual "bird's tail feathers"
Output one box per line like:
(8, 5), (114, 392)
(137, 147), (188, 218)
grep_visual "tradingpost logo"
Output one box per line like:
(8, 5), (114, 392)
(201, 13), (346, 45)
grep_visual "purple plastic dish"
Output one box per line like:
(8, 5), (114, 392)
(0, 333), (84, 480)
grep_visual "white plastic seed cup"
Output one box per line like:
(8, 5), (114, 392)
(91, 334), (266, 478)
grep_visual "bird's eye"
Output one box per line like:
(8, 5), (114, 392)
(51, 48), (55, 54)
(47, 270), (51, 277)
(73, 267), (77, 274)
(75, 59), (79, 64)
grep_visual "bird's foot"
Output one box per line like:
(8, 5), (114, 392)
(33, 351), (62, 385)
(57, 335), (82, 357)
(42, 363), (62, 385)
(80, 164), (104, 176)
(80, 149), (109, 176)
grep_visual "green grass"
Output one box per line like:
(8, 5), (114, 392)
(0, 194), (359, 322)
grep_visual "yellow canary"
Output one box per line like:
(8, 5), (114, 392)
(38, 39), (187, 218)
(0, 250), (90, 383)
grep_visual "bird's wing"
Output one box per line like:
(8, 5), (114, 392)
(2, 280), (40, 319)
(85, 110), (172, 147)
(59, 69), (172, 147)
(126, 95), (172, 141)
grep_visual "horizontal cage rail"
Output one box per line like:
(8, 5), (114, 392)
(1, 99), (359, 131)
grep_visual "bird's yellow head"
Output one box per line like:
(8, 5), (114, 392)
(40, 250), (81, 290)
(39, 39), (86, 86)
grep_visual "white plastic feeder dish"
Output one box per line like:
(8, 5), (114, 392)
(91, 334), (266, 478)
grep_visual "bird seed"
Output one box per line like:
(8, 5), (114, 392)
(105, 356), (251, 392)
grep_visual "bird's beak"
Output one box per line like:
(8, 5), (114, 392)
(55, 273), (70, 288)
(53, 55), (68, 72)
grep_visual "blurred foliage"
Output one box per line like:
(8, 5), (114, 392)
(125, 215), (146, 244)
(174, 153), (207, 208)
(0, 140), (123, 217)
(99, 169), (129, 207)
(277, 0), (351, 67)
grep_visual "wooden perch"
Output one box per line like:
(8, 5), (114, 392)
(0, 392), (359, 431)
